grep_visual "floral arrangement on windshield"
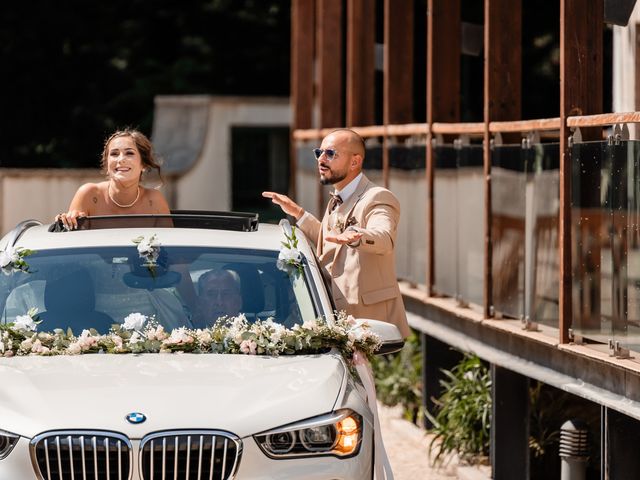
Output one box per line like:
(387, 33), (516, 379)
(277, 219), (303, 275)
(0, 246), (35, 275)
(0, 311), (381, 360)
(132, 234), (160, 275)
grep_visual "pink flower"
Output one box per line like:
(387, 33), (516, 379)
(240, 339), (257, 355)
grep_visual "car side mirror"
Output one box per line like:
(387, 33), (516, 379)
(357, 318), (405, 355)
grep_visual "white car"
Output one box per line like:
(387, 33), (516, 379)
(0, 212), (403, 480)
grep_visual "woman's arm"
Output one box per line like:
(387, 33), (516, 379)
(56, 183), (97, 230)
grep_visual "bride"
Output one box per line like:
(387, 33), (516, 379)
(55, 128), (170, 230)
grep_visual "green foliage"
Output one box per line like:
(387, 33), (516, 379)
(371, 332), (423, 423)
(426, 353), (491, 466)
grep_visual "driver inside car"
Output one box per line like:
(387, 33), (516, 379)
(192, 269), (243, 328)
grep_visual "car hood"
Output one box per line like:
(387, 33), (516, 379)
(0, 353), (346, 439)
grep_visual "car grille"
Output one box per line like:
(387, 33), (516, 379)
(139, 430), (242, 480)
(30, 430), (132, 480)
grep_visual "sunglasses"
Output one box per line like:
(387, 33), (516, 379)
(312, 148), (338, 161)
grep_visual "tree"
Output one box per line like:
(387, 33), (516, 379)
(0, 0), (290, 168)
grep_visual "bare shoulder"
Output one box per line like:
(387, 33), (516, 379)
(142, 187), (171, 214)
(77, 182), (105, 196)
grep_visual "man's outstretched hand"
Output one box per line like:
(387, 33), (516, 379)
(325, 229), (363, 246)
(262, 191), (304, 219)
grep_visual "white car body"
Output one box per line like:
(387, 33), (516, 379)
(0, 214), (402, 480)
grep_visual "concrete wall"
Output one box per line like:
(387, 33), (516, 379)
(153, 95), (291, 211)
(0, 169), (104, 235)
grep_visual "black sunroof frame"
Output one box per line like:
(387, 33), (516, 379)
(47, 210), (259, 233)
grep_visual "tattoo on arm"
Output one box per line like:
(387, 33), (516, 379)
(92, 196), (98, 204)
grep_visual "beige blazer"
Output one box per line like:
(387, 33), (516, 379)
(298, 175), (410, 338)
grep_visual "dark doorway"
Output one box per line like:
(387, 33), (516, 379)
(231, 126), (290, 223)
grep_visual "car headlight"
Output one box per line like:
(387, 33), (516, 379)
(254, 409), (362, 459)
(0, 430), (19, 460)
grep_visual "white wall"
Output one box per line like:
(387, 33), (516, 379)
(154, 96), (291, 211)
(613, 3), (640, 114)
(1, 169), (104, 235)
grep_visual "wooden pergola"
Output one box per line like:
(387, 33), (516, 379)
(288, 1), (640, 477)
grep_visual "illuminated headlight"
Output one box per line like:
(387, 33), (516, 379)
(254, 409), (362, 459)
(0, 430), (19, 460)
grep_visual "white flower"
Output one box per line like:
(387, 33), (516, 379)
(67, 342), (82, 355)
(196, 330), (212, 344)
(122, 313), (147, 331)
(279, 218), (294, 238)
(302, 319), (320, 331)
(20, 338), (33, 351)
(14, 314), (37, 332)
(265, 318), (286, 343)
(278, 247), (301, 264)
(136, 234), (159, 254)
(277, 222), (303, 274)
(134, 234), (161, 265)
(165, 328), (193, 345)
(0, 248), (14, 268)
(129, 331), (144, 345)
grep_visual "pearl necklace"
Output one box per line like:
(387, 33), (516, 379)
(108, 183), (140, 208)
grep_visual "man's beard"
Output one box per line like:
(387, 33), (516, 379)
(319, 167), (347, 185)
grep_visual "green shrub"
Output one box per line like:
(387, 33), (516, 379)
(425, 353), (492, 465)
(370, 332), (423, 423)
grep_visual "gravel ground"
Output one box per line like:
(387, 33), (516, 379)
(377, 403), (492, 479)
(378, 403), (459, 479)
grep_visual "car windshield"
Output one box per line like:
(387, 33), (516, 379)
(0, 246), (316, 334)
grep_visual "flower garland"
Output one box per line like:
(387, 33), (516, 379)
(277, 219), (303, 275)
(0, 311), (382, 360)
(0, 246), (35, 275)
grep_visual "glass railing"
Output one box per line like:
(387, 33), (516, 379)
(492, 141), (559, 327)
(388, 138), (427, 287)
(571, 136), (640, 352)
(433, 144), (458, 298)
(433, 141), (484, 306)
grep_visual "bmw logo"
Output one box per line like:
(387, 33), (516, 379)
(125, 412), (147, 424)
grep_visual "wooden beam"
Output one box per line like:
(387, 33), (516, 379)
(427, 0), (461, 125)
(484, 0), (522, 319)
(316, 0), (344, 214)
(427, 0), (461, 296)
(291, 0), (316, 199)
(559, 0), (604, 344)
(346, 0), (375, 127)
(384, 0), (414, 125)
(291, 0), (315, 131)
(384, 0), (414, 188)
(317, 0), (344, 129)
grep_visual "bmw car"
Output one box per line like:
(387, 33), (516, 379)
(0, 212), (403, 479)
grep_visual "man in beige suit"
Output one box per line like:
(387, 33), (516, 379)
(263, 128), (410, 338)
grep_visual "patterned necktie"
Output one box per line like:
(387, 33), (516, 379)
(328, 192), (343, 213)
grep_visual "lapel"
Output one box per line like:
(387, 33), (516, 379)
(332, 175), (370, 261)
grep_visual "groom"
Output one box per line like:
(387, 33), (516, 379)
(263, 128), (410, 338)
